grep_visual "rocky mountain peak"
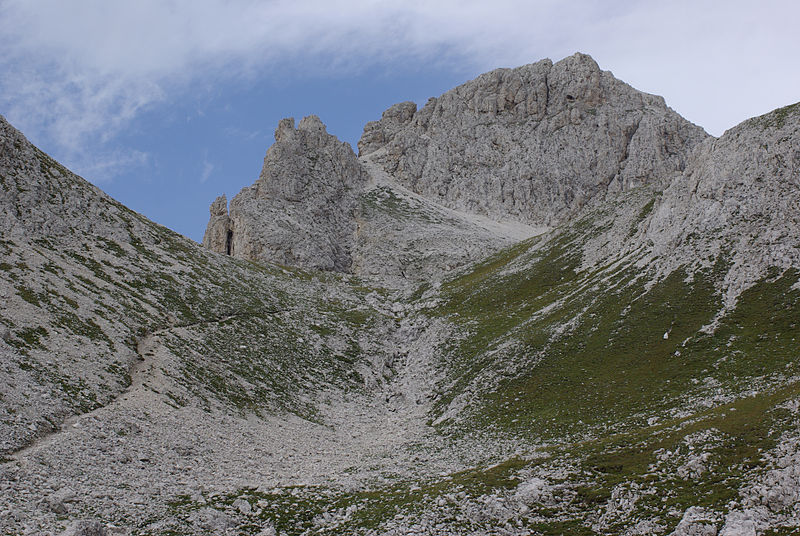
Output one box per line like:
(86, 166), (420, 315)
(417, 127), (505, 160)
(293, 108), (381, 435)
(273, 117), (297, 142)
(297, 113), (326, 132)
(203, 114), (369, 272)
(204, 54), (710, 277)
(358, 52), (708, 226)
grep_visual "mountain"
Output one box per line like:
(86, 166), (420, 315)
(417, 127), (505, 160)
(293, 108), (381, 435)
(1, 53), (799, 536)
(204, 54), (708, 287)
(359, 54), (707, 225)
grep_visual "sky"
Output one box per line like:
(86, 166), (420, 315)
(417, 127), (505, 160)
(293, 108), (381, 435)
(1, 1), (799, 242)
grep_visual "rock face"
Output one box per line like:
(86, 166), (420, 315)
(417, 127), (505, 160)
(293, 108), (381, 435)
(351, 157), (545, 287)
(359, 101), (418, 155)
(203, 115), (369, 272)
(202, 195), (232, 254)
(646, 102), (800, 300)
(0, 116), (147, 243)
(359, 53), (709, 226)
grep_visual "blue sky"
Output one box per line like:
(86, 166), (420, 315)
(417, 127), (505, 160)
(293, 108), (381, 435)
(1, 1), (799, 242)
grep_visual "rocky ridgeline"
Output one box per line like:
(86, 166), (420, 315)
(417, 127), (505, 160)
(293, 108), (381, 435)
(202, 114), (543, 283)
(358, 53), (708, 226)
(206, 53), (710, 277)
(646, 102), (800, 302)
(203, 115), (369, 272)
(0, 118), (149, 244)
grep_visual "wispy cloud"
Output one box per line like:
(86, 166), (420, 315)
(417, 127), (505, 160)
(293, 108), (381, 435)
(223, 126), (263, 143)
(68, 148), (150, 184)
(200, 156), (214, 184)
(1, 0), (798, 180)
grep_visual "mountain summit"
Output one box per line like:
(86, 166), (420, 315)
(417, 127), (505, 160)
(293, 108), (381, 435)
(359, 53), (707, 224)
(203, 115), (369, 272)
(204, 53), (708, 283)
(2, 54), (800, 535)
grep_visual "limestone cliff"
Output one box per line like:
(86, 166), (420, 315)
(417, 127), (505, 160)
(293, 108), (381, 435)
(359, 53), (709, 226)
(205, 54), (710, 276)
(203, 115), (369, 272)
(646, 101), (800, 300)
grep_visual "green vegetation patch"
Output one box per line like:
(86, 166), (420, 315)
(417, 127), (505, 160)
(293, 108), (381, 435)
(429, 225), (592, 419)
(56, 312), (116, 351)
(429, 224), (800, 444)
(556, 379), (800, 533)
(12, 326), (48, 350)
(16, 285), (43, 306)
(750, 101), (800, 130)
(164, 298), (378, 419)
(478, 264), (724, 438)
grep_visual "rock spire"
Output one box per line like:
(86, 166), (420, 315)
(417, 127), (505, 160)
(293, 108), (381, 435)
(203, 115), (369, 272)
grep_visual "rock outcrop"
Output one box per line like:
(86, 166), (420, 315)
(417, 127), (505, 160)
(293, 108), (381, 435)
(203, 115), (369, 272)
(204, 113), (546, 284)
(645, 102), (800, 300)
(359, 53), (709, 226)
(202, 195), (232, 254)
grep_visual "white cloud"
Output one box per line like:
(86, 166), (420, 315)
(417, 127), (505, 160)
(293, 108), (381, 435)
(1, 0), (798, 177)
(200, 157), (214, 184)
(62, 147), (150, 184)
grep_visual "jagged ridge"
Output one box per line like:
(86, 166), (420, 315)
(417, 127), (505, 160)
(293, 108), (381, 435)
(359, 53), (708, 226)
(202, 53), (708, 282)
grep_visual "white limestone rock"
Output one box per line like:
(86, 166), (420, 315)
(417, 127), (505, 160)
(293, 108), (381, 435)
(645, 101), (800, 302)
(4, 55), (800, 536)
(670, 507), (720, 536)
(203, 115), (369, 272)
(718, 511), (756, 536)
(201, 195), (231, 254)
(359, 53), (708, 227)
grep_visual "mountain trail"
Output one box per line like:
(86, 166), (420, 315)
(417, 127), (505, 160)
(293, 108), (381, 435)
(360, 151), (549, 241)
(7, 307), (292, 461)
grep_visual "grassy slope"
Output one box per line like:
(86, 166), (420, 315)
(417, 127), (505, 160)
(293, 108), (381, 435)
(0, 144), (390, 452)
(402, 195), (800, 532)
(163, 195), (800, 534)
